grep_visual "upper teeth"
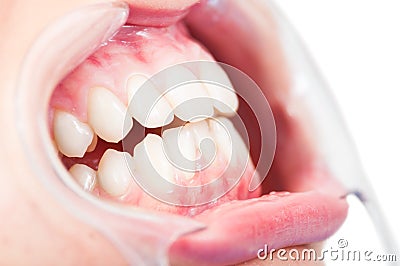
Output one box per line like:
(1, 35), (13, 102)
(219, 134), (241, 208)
(161, 65), (215, 122)
(197, 62), (239, 115)
(127, 74), (174, 128)
(87, 86), (133, 143)
(53, 110), (94, 157)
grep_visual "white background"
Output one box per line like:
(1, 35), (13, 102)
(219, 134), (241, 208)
(276, 1), (400, 264)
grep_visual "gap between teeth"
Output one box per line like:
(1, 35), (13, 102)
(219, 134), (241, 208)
(67, 117), (242, 198)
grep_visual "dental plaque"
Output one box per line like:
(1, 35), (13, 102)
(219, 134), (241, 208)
(47, 1), (349, 265)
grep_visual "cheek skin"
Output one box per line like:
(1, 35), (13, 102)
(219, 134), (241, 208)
(0, 0), (127, 264)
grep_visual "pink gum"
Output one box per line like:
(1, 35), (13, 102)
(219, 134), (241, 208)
(93, 157), (261, 217)
(49, 23), (214, 124)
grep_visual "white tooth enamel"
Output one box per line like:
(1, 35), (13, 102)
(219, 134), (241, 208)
(127, 74), (174, 128)
(162, 126), (196, 180)
(198, 63), (238, 115)
(97, 149), (134, 197)
(133, 134), (175, 183)
(88, 87), (133, 143)
(87, 134), (98, 152)
(218, 117), (249, 162)
(53, 110), (94, 157)
(163, 66), (214, 122)
(209, 119), (233, 160)
(69, 164), (96, 191)
(184, 120), (216, 169)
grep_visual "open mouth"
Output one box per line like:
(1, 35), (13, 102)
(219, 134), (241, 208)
(43, 0), (348, 265)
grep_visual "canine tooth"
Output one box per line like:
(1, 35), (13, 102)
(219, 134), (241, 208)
(162, 126), (196, 180)
(133, 134), (175, 183)
(53, 110), (94, 157)
(97, 149), (134, 197)
(198, 63), (238, 115)
(69, 164), (96, 191)
(127, 74), (174, 128)
(88, 87), (133, 143)
(163, 66), (214, 122)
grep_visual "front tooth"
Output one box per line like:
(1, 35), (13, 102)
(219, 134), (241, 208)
(162, 66), (214, 122)
(133, 134), (175, 183)
(97, 149), (134, 197)
(162, 126), (196, 180)
(127, 74), (174, 128)
(53, 110), (94, 157)
(88, 87), (133, 143)
(198, 63), (239, 115)
(69, 164), (96, 191)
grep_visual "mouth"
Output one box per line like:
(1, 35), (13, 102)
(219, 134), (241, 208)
(44, 0), (348, 265)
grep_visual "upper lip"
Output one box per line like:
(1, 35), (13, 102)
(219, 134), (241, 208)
(17, 0), (350, 265)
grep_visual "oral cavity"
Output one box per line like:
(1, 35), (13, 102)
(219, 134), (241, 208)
(48, 9), (349, 264)
(49, 22), (254, 215)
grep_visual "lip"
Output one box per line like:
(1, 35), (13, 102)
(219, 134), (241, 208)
(168, 0), (349, 264)
(15, 0), (350, 265)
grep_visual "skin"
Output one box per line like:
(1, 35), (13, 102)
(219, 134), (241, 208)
(0, 0), (325, 265)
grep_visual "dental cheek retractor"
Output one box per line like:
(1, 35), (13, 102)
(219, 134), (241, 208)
(15, 3), (206, 265)
(14, 0), (398, 265)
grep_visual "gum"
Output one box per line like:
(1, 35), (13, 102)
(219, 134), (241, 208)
(93, 152), (261, 217)
(49, 23), (214, 124)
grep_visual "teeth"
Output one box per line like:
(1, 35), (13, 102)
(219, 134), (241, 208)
(97, 149), (134, 197)
(198, 63), (239, 115)
(162, 66), (214, 122)
(133, 134), (176, 183)
(88, 87), (133, 143)
(87, 134), (98, 153)
(69, 164), (96, 191)
(216, 117), (249, 162)
(184, 120), (216, 169)
(162, 126), (196, 180)
(208, 119), (233, 160)
(127, 74), (174, 128)
(53, 110), (94, 157)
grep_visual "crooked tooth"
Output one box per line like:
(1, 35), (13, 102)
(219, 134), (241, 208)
(133, 134), (175, 183)
(127, 74), (174, 128)
(208, 119), (233, 160)
(162, 66), (214, 122)
(88, 87), (133, 143)
(53, 110), (94, 157)
(184, 120), (216, 169)
(216, 117), (249, 162)
(162, 126), (196, 180)
(97, 149), (134, 197)
(198, 63), (239, 115)
(69, 164), (96, 191)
